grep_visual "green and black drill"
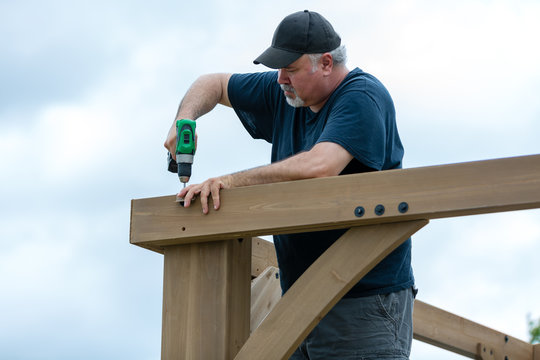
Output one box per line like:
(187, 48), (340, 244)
(167, 119), (196, 189)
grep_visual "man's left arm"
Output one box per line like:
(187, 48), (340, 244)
(179, 141), (352, 214)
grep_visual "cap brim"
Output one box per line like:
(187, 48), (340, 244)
(253, 46), (303, 69)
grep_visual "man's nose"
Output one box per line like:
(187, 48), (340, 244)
(277, 69), (289, 84)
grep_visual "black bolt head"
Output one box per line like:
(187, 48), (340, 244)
(398, 202), (409, 213)
(354, 206), (365, 217)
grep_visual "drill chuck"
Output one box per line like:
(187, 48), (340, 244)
(176, 153), (194, 183)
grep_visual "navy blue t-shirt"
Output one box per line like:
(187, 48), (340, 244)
(228, 68), (413, 297)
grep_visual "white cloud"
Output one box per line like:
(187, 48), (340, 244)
(1, 1), (539, 359)
(32, 105), (118, 182)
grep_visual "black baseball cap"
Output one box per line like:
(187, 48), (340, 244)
(254, 10), (341, 69)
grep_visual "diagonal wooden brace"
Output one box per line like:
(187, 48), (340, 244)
(234, 219), (428, 360)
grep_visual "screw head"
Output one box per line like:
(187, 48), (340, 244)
(398, 202), (409, 213)
(375, 204), (385, 216)
(354, 206), (365, 217)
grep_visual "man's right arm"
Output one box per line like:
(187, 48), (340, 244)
(164, 73), (232, 157)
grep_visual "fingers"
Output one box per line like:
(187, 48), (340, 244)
(178, 178), (224, 214)
(210, 180), (224, 210)
(178, 184), (199, 208)
(200, 183), (210, 214)
(164, 124), (177, 159)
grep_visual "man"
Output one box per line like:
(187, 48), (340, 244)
(164, 10), (414, 360)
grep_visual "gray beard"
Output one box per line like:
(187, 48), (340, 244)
(280, 84), (305, 107)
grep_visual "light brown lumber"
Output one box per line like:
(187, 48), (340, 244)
(251, 237), (277, 278)
(130, 154), (540, 251)
(161, 238), (251, 360)
(246, 275), (536, 360)
(477, 343), (496, 359)
(125, 236), (276, 273)
(413, 300), (533, 360)
(248, 275), (536, 360)
(251, 266), (281, 333)
(234, 220), (428, 360)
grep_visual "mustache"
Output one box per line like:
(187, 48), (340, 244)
(280, 84), (295, 92)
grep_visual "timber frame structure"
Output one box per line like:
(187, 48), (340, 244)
(130, 154), (540, 360)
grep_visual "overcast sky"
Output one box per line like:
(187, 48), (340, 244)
(1, 1), (539, 359)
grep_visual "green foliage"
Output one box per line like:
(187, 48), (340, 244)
(528, 313), (540, 344)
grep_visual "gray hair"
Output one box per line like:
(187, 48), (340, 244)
(307, 45), (347, 71)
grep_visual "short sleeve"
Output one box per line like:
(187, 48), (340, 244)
(317, 89), (386, 170)
(228, 72), (280, 143)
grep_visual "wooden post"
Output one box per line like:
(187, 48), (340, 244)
(161, 238), (251, 360)
(533, 344), (540, 360)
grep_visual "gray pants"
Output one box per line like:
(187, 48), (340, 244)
(290, 287), (414, 360)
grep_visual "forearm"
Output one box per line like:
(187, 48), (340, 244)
(165, 73), (231, 156)
(224, 142), (352, 188)
(180, 152), (319, 213)
(179, 142), (352, 214)
(225, 154), (316, 187)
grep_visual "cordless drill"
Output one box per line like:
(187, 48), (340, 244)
(167, 119), (196, 188)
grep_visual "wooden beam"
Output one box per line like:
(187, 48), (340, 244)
(161, 238), (251, 360)
(251, 237), (277, 278)
(235, 220), (428, 360)
(251, 266), (280, 333)
(130, 154), (540, 251)
(413, 300), (533, 360)
(248, 273), (535, 360)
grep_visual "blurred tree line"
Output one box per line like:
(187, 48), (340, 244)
(528, 314), (540, 344)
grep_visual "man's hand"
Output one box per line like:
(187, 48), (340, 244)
(164, 123), (177, 159)
(178, 175), (232, 214)
(164, 73), (231, 160)
(164, 124), (198, 161)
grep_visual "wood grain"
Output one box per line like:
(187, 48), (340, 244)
(250, 266), (281, 333)
(251, 237), (277, 278)
(235, 220), (428, 360)
(161, 238), (251, 360)
(414, 300), (533, 359)
(131, 154), (540, 251)
(247, 276), (535, 360)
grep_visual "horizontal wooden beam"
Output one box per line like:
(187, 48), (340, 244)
(131, 154), (540, 251)
(413, 300), (533, 359)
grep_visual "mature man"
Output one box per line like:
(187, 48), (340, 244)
(164, 10), (414, 360)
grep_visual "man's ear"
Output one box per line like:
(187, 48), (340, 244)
(320, 53), (333, 75)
